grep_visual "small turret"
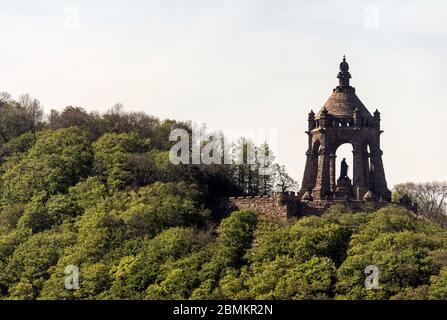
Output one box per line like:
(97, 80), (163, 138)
(320, 107), (328, 128)
(374, 109), (381, 129)
(308, 110), (316, 130)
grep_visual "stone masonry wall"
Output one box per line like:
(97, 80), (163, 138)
(223, 193), (299, 220)
(220, 193), (416, 220)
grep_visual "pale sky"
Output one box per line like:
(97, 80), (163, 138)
(1, 0), (446, 187)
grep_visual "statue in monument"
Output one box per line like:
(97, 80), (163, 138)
(340, 158), (349, 179)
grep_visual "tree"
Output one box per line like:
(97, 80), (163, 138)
(274, 257), (336, 300)
(0, 132), (36, 165)
(230, 139), (276, 196)
(192, 211), (259, 299)
(67, 177), (108, 211)
(0, 229), (76, 299)
(273, 164), (298, 193)
(258, 143), (275, 195)
(0, 95), (43, 143)
(1, 128), (93, 204)
(120, 182), (208, 238)
(100, 103), (161, 142)
(335, 206), (447, 300)
(17, 94), (44, 134)
(244, 257), (294, 299)
(109, 227), (197, 299)
(429, 268), (447, 299)
(93, 132), (148, 190)
(124, 153), (158, 187)
(0, 92), (12, 103)
(393, 182), (447, 224)
(216, 211), (259, 265)
(48, 107), (102, 141)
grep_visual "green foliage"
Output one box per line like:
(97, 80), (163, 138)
(275, 257), (336, 300)
(0, 204), (24, 234)
(68, 177), (108, 211)
(244, 257), (294, 299)
(0, 109), (447, 301)
(216, 210), (259, 266)
(16, 194), (53, 233)
(335, 207), (447, 300)
(0, 228), (75, 299)
(143, 211), (259, 300)
(429, 268), (447, 299)
(120, 182), (209, 237)
(391, 285), (430, 300)
(0, 97), (43, 144)
(0, 132), (36, 164)
(110, 227), (198, 299)
(1, 128), (92, 204)
(93, 133), (148, 190)
(2, 190), (447, 301)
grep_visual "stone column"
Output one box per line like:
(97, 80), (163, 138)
(329, 152), (336, 193)
(313, 148), (331, 200)
(370, 146), (391, 201)
(353, 143), (367, 200)
(300, 151), (318, 197)
(299, 131), (320, 198)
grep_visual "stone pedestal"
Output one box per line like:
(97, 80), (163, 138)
(334, 178), (352, 200)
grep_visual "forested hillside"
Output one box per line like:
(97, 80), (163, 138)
(1, 94), (447, 300)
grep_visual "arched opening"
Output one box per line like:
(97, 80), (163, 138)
(335, 143), (353, 180)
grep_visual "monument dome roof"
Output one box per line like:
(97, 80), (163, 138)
(317, 89), (372, 118)
(316, 56), (373, 119)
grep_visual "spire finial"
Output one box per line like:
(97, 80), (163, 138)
(337, 55), (351, 88)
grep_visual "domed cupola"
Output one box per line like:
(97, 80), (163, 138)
(316, 56), (373, 120)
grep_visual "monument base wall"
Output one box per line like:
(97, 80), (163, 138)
(219, 193), (416, 220)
